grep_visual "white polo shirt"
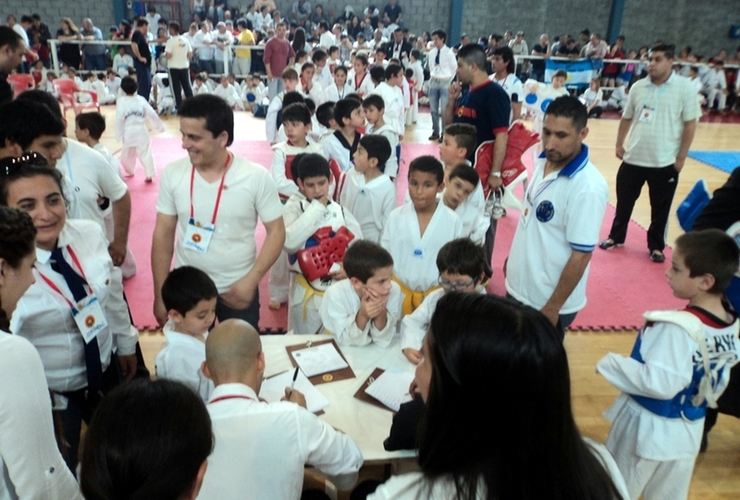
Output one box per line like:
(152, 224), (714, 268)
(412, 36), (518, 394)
(622, 73), (701, 168)
(505, 145), (608, 314)
(156, 154), (284, 293)
(164, 35), (192, 69)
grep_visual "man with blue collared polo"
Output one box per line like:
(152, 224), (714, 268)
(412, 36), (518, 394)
(506, 96), (608, 338)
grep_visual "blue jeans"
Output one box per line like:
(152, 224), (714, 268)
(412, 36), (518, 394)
(267, 77), (284, 101)
(85, 53), (107, 71)
(134, 59), (151, 100)
(428, 81), (449, 136)
(199, 58), (215, 75)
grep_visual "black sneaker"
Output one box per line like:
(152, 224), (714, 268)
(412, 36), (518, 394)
(428, 133), (440, 141)
(598, 239), (623, 250)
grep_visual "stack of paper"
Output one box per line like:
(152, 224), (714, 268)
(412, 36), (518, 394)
(259, 369), (330, 414)
(365, 368), (414, 411)
(292, 342), (348, 377)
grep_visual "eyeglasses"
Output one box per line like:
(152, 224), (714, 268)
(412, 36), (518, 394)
(438, 275), (478, 291)
(1, 152), (49, 176)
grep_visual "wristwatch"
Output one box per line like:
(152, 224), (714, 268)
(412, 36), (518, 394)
(489, 171), (502, 178)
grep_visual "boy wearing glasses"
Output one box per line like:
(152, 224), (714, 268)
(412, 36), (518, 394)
(400, 238), (487, 364)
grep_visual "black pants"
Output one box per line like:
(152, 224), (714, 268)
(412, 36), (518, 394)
(607, 162), (679, 252)
(168, 67), (193, 109)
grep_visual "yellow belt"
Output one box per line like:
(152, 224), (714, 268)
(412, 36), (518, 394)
(392, 276), (440, 316)
(295, 274), (325, 321)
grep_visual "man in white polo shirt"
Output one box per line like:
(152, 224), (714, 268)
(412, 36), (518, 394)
(600, 44), (701, 263)
(165, 21), (193, 111)
(152, 94), (285, 329)
(506, 96), (608, 338)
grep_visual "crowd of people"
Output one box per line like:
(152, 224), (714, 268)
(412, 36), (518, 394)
(1, 2), (740, 500)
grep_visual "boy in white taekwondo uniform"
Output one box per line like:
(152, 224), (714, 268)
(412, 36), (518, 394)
(199, 319), (363, 500)
(400, 238), (487, 364)
(339, 135), (396, 244)
(155, 266), (218, 402)
(443, 165), (489, 246)
(370, 64), (405, 145)
(115, 76), (165, 181)
(381, 156), (463, 316)
(597, 229), (740, 500)
(213, 75), (244, 110)
(284, 154), (363, 334)
(320, 98), (364, 172)
(362, 94), (399, 180)
(320, 240), (403, 347)
(506, 96), (608, 336)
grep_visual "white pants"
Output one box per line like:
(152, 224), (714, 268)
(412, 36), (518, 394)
(287, 276), (323, 335)
(120, 133), (156, 178)
(707, 88), (727, 110)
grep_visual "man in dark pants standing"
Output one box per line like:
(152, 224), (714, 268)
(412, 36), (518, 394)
(599, 44), (701, 263)
(130, 19), (152, 101)
(165, 21), (194, 111)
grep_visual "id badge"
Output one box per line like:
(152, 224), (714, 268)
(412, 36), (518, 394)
(639, 106), (655, 122)
(183, 219), (215, 254)
(521, 200), (533, 227)
(72, 295), (108, 344)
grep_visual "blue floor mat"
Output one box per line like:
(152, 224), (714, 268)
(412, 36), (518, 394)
(687, 151), (740, 174)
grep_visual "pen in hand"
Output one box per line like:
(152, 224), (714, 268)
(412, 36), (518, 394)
(287, 366), (299, 399)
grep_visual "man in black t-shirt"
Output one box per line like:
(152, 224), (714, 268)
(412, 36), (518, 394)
(531, 34), (550, 82)
(130, 19), (152, 100)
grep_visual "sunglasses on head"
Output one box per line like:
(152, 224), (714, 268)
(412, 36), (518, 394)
(0, 152), (49, 176)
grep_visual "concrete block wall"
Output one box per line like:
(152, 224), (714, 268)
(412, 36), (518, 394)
(460, 0), (738, 59)
(2, 0), (115, 32)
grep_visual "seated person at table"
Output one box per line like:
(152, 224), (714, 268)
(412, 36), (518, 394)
(155, 266), (217, 402)
(372, 293), (629, 498)
(320, 240), (402, 347)
(199, 319), (363, 499)
(284, 154), (362, 335)
(400, 238), (487, 364)
(381, 156), (463, 316)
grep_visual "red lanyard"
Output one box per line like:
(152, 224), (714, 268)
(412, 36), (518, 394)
(36, 247), (91, 308)
(189, 154), (232, 225)
(209, 394), (253, 404)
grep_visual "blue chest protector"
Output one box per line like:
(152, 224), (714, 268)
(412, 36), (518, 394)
(628, 332), (710, 421)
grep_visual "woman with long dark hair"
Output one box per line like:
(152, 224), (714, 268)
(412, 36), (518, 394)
(56, 17), (82, 69)
(370, 293), (628, 500)
(0, 199), (82, 499)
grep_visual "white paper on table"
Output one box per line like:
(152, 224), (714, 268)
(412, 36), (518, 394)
(292, 342), (349, 377)
(364, 367), (414, 411)
(259, 369), (330, 414)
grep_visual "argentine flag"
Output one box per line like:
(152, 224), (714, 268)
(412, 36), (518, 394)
(545, 59), (603, 90)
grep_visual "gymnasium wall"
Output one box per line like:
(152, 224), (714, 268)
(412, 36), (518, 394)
(3, 0), (737, 57)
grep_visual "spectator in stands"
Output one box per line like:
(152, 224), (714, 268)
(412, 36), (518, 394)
(383, 0), (403, 25)
(585, 33), (608, 60)
(530, 33), (550, 82)
(557, 37), (580, 58)
(56, 17), (82, 70)
(29, 14), (52, 67)
(578, 29), (590, 56)
(601, 36), (625, 87)
(509, 31), (529, 77)
(81, 18), (107, 71)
